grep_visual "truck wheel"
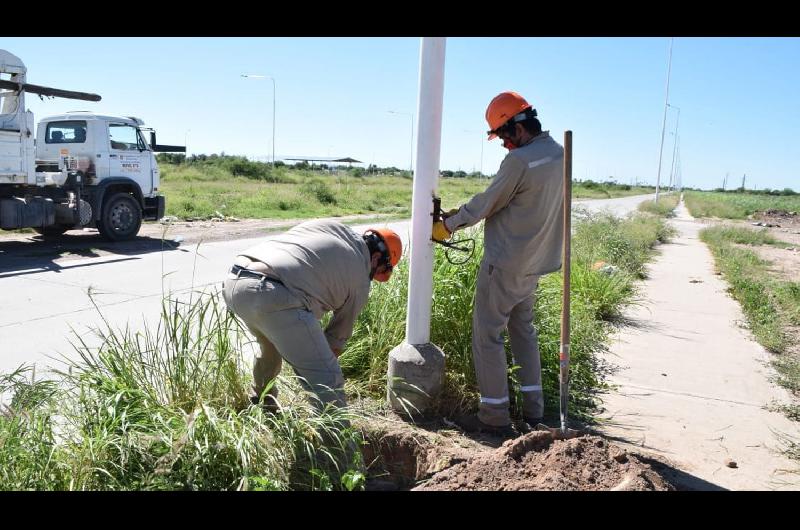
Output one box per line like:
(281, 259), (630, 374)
(96, 193), (142, 241)
(33, 225), (71, 238)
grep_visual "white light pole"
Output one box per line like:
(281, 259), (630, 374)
(387, 37), (447, 415)
(655, 37), (674, 203)
(241, 74), (277, 167)
(184, 129), (190, 160)
(388, 110), (414, 175)
(667, 103), (680, 192)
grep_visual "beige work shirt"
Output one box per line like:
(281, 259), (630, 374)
(239, 220), (371, 351)
(445, 131), (564, 275)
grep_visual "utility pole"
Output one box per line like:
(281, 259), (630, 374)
(742, 173), (746, 191)
(723, 172), (728, 191)
(655, 37), (674, 203)
(667, 104), (680, 191)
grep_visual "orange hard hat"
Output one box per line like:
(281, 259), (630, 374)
(485, 91), (532, 140)
(365, 227), (402, 282)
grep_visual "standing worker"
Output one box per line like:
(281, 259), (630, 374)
(432, 91), (564, 438)
(222, 220), (402, 412)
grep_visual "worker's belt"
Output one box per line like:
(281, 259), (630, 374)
(230, 264), (282, 284)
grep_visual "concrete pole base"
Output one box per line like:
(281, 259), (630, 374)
(386, 342), (445, 416)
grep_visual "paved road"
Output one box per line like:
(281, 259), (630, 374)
(0, 193), (655, 377)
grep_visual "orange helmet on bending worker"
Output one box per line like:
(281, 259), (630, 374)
(485, 91), (536, 140)
(364, 227), (402, 282)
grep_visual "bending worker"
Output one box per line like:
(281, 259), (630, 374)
(432, 91), (564, 438)
(222, 220), (402, 412)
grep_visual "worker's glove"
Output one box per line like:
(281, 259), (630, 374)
(432, 220), (452, 242)
(442, 207), (459, 220)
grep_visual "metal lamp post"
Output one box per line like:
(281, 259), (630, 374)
(667, 103), (680, 192)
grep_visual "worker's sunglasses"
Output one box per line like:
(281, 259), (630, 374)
(488, 122), (516, 139)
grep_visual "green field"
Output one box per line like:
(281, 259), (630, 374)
(685, 191), (800, 219)
(158, 159), (655, 221)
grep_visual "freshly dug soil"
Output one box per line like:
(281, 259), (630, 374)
(361, 419), (674, 491)
(412, 431), (674, 491)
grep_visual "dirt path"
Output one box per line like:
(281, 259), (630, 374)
(596, 201), (800, 490)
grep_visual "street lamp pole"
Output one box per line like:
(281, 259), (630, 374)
(655, 37), (674, 203)
(241, 74), (277, 168)
(667, 103), (680, 192)
(388, 110), (414, 175)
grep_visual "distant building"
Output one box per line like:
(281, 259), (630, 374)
(282, 156), (363, 169)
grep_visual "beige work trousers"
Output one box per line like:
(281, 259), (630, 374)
(473, 261), (544, 426)
(222, 274), (347, 411)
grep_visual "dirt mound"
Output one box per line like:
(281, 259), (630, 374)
(412, 432), (674, 491)
(361, 419), (675, 491)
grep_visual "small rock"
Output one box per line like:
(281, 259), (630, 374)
(725, 459), (738, 469)
(689, 279), (703, 283)
(612, 449), (629, 464)
(661, 373), (667, 377)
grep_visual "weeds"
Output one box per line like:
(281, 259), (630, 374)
(0, 294), (367, 491)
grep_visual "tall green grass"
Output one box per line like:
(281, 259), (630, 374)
(0, 295), (367, 491)
(637, 193), (680, 217)
(700, 225), (800, 391)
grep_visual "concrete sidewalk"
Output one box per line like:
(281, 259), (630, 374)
(596, 201), (800, 490)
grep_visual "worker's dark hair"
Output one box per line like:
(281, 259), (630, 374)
(363, 231), (391, 268)
(519, 116), (542, 136)
(498, 107), (541, 137)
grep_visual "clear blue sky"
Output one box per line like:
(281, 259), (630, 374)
(5, 37), (799, 191)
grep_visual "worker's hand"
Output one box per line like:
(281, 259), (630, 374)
(332, 347), (342, 358)
(432, 220), (452, 242)
(442, 207), (459, 220)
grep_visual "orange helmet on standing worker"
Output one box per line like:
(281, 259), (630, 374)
(485, 91), (536, 140)
(364, 227), (402, 282)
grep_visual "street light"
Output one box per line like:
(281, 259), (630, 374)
(241, 74), (276, 168)
(388, 110), (414, 175)
(655, 37), (674, 203)
(667, 103), (680, 192)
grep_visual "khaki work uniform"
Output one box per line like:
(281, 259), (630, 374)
(445, 131), (564, 426)
(222, 220), (371, 410)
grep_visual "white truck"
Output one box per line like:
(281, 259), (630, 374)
(0, 49), (181, 241)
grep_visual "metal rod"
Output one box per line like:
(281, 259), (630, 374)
(560, 130), (573, 434)
(0, 79), (101, 102)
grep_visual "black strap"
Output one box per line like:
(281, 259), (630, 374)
(230, 264), (282, 284)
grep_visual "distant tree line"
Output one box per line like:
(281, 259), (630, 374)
(709, 187), (797, 196)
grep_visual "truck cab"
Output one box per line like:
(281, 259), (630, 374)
(37, 113), (158, 195)
(34, 112), (165, 231)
